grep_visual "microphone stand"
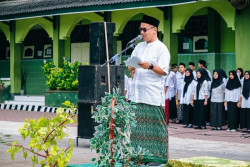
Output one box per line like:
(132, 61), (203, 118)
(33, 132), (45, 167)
(101, 42), (136, 67)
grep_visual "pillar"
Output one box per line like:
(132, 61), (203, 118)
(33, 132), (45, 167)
(10, 21), (22, 95)
(163, 7), (178, 64)
(53, 16), (64, 67)
(208, 8), (221, 53)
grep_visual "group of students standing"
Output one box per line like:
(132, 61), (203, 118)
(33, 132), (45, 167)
(165, 60), (250, 132)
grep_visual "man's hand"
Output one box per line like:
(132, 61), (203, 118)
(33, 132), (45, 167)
(128, 66), (135, 72)
(138, 61), (167, 76)
(138, 61), (151, 69)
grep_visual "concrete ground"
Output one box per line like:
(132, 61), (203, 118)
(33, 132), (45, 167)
(0, 109), (249, 166)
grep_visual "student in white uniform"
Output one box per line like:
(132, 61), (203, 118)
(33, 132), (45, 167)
(224, 70), (241, 132)
(124, 74), (129, 96)
(236, 68), (244, 85)
(125, 71), (134, 102)
(198, 59), (212, 81)
(188, 62), (197, 80)
(238, 71), (250, 133)
(210, 69), (226, 130)
(192, 68), (209, 130)
(220, 69), (228, 86)
(181, 68), (195, 128)
(198, 59), (212, 124)
(165, 64), (177, 124)
(176, 62), (186, 124)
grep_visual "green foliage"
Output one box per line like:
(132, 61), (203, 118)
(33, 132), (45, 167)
(90, 88), (150, 167)
(41, 60), (81, 90)
(6, 101), (77, 167)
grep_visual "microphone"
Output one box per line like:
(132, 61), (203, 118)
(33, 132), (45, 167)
(128, 35), (142, 44)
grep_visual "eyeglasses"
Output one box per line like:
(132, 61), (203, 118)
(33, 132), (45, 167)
(139, 26), (155, 32)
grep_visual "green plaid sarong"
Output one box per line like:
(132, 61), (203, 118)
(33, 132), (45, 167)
(131, 103), (168, 164)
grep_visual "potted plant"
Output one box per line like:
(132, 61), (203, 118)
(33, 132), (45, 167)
(41, 59), (81, 107)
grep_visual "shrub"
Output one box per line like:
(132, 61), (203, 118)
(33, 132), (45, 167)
(6, 101), (77, 167)
(90, 88), (150, 167)
(41, 60), (81, 90)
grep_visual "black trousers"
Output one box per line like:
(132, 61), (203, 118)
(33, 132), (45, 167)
(183, 104), (193, 125)
(169, 96), (177, 119)
(210, 102), (225, 127)
(227, 102), (239, 129)
(193, 100), (206, 127)
(240, 108), (250, 129)
(206, 99), (211, 122)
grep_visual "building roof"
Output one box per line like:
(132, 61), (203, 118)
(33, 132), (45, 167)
(0, 0), (195, 21)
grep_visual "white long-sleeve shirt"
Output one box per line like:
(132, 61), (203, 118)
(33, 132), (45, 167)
(125, 77), (133, 101)
(193, 71), (197, 80)
(176, 72), (185, 100)
(241, 82), (250, 108)
(225, 87), (241, 103)
(165, 71), (177, 100)
(130, 39), (170, 106)
(192, 80), (209, 100)
(206, 69), (212, 81)
(180, 80), (195, 104)
(211, 83), (226, 103)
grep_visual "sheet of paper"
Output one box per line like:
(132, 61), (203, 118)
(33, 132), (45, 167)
(124, 56), (142, 68)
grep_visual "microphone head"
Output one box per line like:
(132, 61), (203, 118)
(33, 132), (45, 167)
(137, 35), (142, 40)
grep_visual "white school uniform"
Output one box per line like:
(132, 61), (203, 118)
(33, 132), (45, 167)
(192, 80), (209, 100)
(165, 71), (177, 100)
(176, 72), (185, 100)
(225, 87), (241, 103)
(180, 80), (195, 105)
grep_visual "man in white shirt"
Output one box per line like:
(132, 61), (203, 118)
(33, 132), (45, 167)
(124, 74), (129, 96)
(198, 59), (212, 80)
(125, 71), (134, 102)
(176, 62), (186, 124)
(165, 64), (178, 124)
(198, 59), (212, 125)
(128, 15), (170, 166)
(189, 62), (197, 80)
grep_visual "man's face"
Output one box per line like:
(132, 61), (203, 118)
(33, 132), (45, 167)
(172, 67), (178, 73)
(139, 23), (157, 43)
(198, 63), (203, 68)
(179, 65), (185, 73)
(189, 65), (195, 71)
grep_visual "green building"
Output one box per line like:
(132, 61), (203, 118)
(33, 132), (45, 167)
(0, 0), (249, 98)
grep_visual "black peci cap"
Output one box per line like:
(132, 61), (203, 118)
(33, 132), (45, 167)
(141, 15), (160, 27)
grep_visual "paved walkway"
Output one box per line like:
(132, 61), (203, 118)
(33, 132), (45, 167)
(0, 109), (249, 166)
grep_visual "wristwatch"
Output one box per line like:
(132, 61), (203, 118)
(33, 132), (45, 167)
(148, 63), (154, 70)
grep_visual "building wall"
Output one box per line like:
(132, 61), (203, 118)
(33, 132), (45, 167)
(21, 60), (48, 95)
(220, 18), (235, 53)
(235, 5), (250, 71)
